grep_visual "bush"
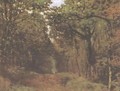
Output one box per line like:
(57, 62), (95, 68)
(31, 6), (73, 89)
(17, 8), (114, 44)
(56, 72), (78, 86)
(66, 77), (108, 91)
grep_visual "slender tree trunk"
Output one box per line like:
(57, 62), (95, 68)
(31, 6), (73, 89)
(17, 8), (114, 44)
(108, 66), (112, 91)
(107, 44), (112, 91)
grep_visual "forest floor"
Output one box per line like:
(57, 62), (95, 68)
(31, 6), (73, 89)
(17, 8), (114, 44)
(0, 65), (117, 91)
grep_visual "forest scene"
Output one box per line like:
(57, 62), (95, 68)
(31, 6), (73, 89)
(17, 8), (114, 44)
(0, 0), (120, 91)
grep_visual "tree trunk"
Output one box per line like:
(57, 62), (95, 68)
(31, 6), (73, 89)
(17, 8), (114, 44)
(108, 66), (112, 91)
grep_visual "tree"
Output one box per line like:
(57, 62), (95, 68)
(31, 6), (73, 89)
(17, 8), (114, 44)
(46, 0), (116, 78)
(0, 0), (57, 73)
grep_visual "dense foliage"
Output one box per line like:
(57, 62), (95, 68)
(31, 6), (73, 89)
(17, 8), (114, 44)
(0, 0), (120, 91)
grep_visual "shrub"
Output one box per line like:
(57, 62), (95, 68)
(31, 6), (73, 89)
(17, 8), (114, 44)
(56, 72), (78, 86)
(66, 77), (108, 91)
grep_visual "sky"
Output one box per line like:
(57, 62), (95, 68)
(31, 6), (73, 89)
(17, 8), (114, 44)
(50, 0), (65, 7)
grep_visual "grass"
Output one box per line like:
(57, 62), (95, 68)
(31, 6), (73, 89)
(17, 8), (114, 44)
(9, 86), (36, 91)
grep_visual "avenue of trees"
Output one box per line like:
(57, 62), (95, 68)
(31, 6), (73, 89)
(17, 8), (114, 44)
(0, 0), (120, 90)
